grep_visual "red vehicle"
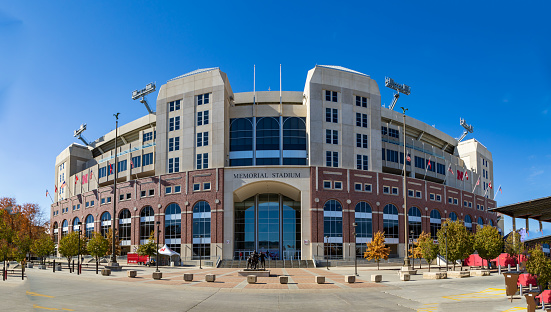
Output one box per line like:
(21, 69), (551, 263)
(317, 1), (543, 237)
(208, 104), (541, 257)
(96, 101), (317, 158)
(127, 253), (149, 265)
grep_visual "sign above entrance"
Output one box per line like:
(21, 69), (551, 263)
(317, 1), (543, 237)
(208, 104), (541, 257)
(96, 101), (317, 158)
(233, 172), (301, 179)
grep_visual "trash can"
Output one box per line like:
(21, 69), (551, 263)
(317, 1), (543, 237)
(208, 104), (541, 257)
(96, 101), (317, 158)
(503, 271), (522, 302)
(525, 291), (541, 312)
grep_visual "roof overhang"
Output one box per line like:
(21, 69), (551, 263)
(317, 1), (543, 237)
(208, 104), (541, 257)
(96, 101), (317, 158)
(490, 195), (551, 222)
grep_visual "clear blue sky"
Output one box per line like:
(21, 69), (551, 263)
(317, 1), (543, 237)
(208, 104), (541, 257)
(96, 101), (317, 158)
(1, 1), (550, 235)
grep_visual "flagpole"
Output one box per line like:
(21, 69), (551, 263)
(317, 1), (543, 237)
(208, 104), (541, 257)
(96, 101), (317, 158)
(472, 177), (479, 193)
(423, 156), (431, 179)
(493, 185), (502, 200)
(47, 191), (54, 204)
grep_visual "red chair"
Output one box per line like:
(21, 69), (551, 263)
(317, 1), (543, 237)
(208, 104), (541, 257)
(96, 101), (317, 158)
(537, 290), (551, 304)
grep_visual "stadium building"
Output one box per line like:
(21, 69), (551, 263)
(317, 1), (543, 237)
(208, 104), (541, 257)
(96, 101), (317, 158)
(50, 65), (497, 262)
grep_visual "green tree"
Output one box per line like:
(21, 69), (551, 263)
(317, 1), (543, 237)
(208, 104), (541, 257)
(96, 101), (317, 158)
(364, 231), (390, 270)
(504, 231), (525, 264)
(58, 231), (87, 268)
(437, 220), (473, 270)
(87, 232), (109, 274)
(474, 225), (503, 269)
(418, 231), (439, 272)
(31, 234), (55, 265)
(525, 244), (551, 290)
(137, 231), (157, 260)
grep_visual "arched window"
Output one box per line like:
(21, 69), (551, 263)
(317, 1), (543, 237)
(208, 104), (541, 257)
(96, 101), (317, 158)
(230, 118), (253, 152)
(323, 200), (343, 259)
(477, 217), (484, 227)
(256, 117), (280, 165)
(85, 215), (94, 239)
(140, 206), (155, 244)
(73, 217), (81, 233)
(53, 222), (59, 243)
(193, 201), (211, 259)
(383, 204), (399, 238)
(430, 210), (441, 240)
(408, 207), (422, 240)
(165, 203), (181, 254)
(101, 212), (111, 237)
(355, 202), (372, 258)
(448, 212), (458, 221)
(119, 209), (131, 244)
(283, 117), (307, 165)
(464, 215), (472, 232)
(61, 219), (68, 239)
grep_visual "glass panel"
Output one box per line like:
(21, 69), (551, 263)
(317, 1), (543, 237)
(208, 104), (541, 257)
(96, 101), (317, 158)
(258, 194), (280, 259)
(282, 196), (300, 260)
(234, 196), (256, 258)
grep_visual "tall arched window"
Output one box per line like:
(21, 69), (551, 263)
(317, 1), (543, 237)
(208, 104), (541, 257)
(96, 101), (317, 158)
(283, 117), (307, 165)
(139, 206), (155, 244)
(408, 207), (422, 240)
(101, 212), (111, 237)
(229, 118), (253, 166)
(477, 217), (484, 227)
(53, 222), (59, 243)
(72, 217), (81, 235)
(193, 201), (211, 260)
(323, 200), (343, 259)
(61, 219), (68, 239)
(165, 203), (181, 254)
(355, 202), (372, 258)
(85, 215), (94, 239)
(256, 117), (280, 165)
(465, 215), (472, 232)
(430, 210), (441, 239)
(448, 212), (458, 221)
(383, 204), (399, 238)
(119, 209), (131, 244)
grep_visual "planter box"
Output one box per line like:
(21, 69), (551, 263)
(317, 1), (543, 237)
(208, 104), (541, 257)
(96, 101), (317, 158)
(183, 273), (194, 282)
(205, 274), (216, 282)
(470, 269), (490, 277)
(400, 273), (410, 281)
(371, 275), (382, 283)
(26, 263), (33, 269)
(448, 271), (470, 278)
(345, 275), (355, 283)
(37, 265), (46, 270)
(152, 272), (162, 280)
(423, 272), (447, 279)
(315, 276), (325, 284)
(279, 276), (289, 284)
(101, 269), (111, 276)
(127, 270), (137, 278)
(247, 275), (257, 284)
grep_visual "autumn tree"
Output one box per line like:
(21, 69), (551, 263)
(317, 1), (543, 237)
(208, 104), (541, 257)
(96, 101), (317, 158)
(504, 231), (525, 265)
(418, 231), (439, 272)
(525, 244), (551, 290)
(31, 234), (55, 265)
(87, 232), (109, 274)
(137, 231), (157, 260)
(474, 225), (503, 269)
(58, 231), (87, 268)
(437, 220), (473, 270)
(105, 228), (121, 257)
(409, 240), (423, 269)
(364, 231), (390, 270)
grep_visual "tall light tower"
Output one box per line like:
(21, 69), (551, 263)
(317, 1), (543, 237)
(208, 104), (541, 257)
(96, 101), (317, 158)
(401, 107), (411, 270)
(456, 118), (474, 142)
(385, 77), (411, 111)
(132, 83), (156, 114)
(73, 124), (90, 146)
(108, 113), (121, 270)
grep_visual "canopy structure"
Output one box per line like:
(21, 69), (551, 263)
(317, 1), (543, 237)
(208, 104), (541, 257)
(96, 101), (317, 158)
(158, 244), (180, 257)
(489, 195), (551, 233)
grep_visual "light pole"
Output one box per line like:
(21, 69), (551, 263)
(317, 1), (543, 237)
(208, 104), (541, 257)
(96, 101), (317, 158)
(401, 107), (411, 269)
(444, 226), (448, 272)
(77, 222), (82, 275)
(325, 236), (330, 270)
(110, 113), (120, 268)
(155, 221), (160, 273)
(353, 222), (358, 276)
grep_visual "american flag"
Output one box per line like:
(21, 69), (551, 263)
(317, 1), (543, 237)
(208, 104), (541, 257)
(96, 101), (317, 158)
(406, 153), (411, 162)
(60, 181), (66, 188)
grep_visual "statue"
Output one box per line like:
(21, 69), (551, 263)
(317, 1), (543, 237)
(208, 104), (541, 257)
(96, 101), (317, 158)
(246, 251), (267, 270)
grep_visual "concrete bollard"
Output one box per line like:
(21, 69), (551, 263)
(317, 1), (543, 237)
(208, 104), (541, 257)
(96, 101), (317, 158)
(101, 268), (111, 276)
(371, 275), (382, 282)
(247, 275), (257, 284)
(279, 276), (289, 284)
(152, 272), (162, 280)
(205, 274), (216, 282)
(127, 270), (137, 278)
(315, 276), (325, 284)
(345, 275), (355, 283)
(400, 273), (410, 281)
(183, 273), (194, 282)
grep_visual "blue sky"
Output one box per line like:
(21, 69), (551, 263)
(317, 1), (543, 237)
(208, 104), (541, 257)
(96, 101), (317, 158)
(1, 1), (550, 235)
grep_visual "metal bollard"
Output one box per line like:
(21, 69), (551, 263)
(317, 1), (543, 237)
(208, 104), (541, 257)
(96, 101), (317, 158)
(72, 260), (75, 273)
(519, 284), (523, 296)
(508, 264), (511, 271)
(498, 265), (501, 275)
(529, 284), (532, 291)
(53, 260), (55, 273)
(516, 264), (519, 271)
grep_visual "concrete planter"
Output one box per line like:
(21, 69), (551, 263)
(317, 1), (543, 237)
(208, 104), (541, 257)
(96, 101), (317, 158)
(345, 275), (355, 283)
(205, 274), (216, 282)
(152, 272), (162, 280)
(247, 275), (257, 284)
(127, 270), (137, 278)
(448, 271), (470, 278)
(101, 268), (111, 276)
(371, 275), (382, 283)
(279, 276), (289, 284)
(423, 272), (447, 279)
(26, 263), (34, 269)
(400, 273), (410, 281)
(37, 265), (46, 270)
(183, 273), (194, 282)
(470, 269), (490, 277)
(315, 276), (325, 284)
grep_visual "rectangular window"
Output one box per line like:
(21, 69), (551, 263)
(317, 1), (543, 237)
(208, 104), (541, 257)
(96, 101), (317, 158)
(356, 113), (368, 128)
(381, 126), (388, 135)
(415, 156), (425, 169)
(325, 108), (331, 122)
(464, 200), (468, 207)
(388, 128), (399, 139)
(126, 193), (131, 200)
(325, 90), (337, 102)
(453, 198), (458, 205)
(119, 194), (124, 201)
(142, 153), (153, 166)
(101, 198), (106, 204)
(203, 182), (211, 191)
(86, 201), (89, 208)
(99, 167), (106, 178)
(332, 108), (338, 123)
(90, 200), (94, 206)
(326, 130), (338, 144)
(392, 187), (399, 195)
(193, 183), (200, 191)
(326, 108), (338, 123)
(356, 133), (369, 148)
(436, 194), (441, 202)
(203, 132), (208, 146)
(477, 204), (480, 210)
(334, 181), (342, 190)
(143, 132), (153, 142)
(408, 190), (414, 197)
(197, 153), (202, 169)
(169, 117), (174, 131)
(118, 160), (127, 173)
(168, 157), (180, 173)
(168, 99), (180, 112)
(386, 150), (399, 163)
(481, 205), (484, 211)
(382, 148), (385, 161)
(169, 137), (174, 151)
(204, 110), (209, 125)
(148, 189), (154, 197)
(362, 134), (368, 148)
(197, 133), (203, 147)
(107, 197), (111, 203)
(333, 151), (338, 168)
(141, 191), (146, 198)
(437, 163), (445, 175)
(197, 93), (210, 105)
(383, 186), (390, 194)
(323, 181), (332, 189)
(72, 205), (75, 211)
(174, 185), (181, 193)
(166, 186), (172, 194)
(356, 154), (368, 170)
(415, 191), (422, 198)
(364, 184), (372, 192)
(197, 111), (203, 126)
(355, 96), (367, 108)
(325, 130), (331, 144)
(448, 197), (453, 204)
(429, 193), (435, 200)
(203, 153), (208, 169)
(354, 183), (362, 191)
(131, 156), (141, 168)
(468, 202), (472, 208)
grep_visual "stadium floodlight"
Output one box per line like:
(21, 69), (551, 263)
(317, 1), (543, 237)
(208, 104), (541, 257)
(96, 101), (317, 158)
(457, 118), (474, 142)
(385, 77), (411, 111)
(132, 82), (156, 114)
(73, 123), (90, 146)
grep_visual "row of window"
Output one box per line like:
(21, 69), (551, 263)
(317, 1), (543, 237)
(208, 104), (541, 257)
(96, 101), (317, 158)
(143, 131), (154, 142)
(72, 204), (81, 211)
(382, 186), (399, 195)
(407, 190), (423, 198)
(193, 182), (211, 192)
(97, 153), (153, 179)
(323, 180), (343, 190)
(381, 126), (399, 139)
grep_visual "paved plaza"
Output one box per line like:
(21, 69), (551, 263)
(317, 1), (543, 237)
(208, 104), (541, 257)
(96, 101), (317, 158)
(0, 264), (533, 311)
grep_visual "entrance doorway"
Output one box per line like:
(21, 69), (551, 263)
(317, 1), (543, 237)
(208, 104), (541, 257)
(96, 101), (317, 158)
(234, 193), (300, 260)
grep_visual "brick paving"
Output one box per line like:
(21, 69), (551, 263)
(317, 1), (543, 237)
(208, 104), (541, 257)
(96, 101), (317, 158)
(106, 267), (386, 290)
